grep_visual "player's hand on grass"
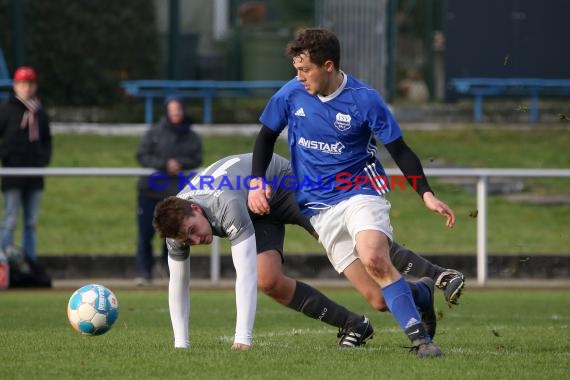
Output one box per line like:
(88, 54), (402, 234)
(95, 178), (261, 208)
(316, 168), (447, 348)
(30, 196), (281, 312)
(422, 192), (456, 228)
(231, 343), (251, 350)
(247, 177), (272, 215)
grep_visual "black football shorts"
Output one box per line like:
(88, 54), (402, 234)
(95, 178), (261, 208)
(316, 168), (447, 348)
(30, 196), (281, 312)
(251, 187), (315, 259)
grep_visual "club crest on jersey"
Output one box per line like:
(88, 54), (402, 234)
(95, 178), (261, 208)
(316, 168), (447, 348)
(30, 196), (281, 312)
(334, 112), (352, 131)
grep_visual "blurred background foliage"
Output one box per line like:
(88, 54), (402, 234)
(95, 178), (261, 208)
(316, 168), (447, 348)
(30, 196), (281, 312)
(0, 0), (160, 106)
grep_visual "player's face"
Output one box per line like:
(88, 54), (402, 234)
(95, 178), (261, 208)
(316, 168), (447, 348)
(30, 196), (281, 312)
(292, 53), (336, 96)
(177, 204), (213, 245)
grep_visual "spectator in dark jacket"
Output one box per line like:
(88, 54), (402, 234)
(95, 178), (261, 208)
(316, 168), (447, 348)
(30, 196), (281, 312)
(135, 96), (202, 284)
(0, 66), (52, 261)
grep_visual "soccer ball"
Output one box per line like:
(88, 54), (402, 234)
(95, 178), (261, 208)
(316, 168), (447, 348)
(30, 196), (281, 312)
(67, 284), (119, 336)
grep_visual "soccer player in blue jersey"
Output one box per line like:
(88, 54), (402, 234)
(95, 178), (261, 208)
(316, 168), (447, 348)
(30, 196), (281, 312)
(248, 28), (456, 358)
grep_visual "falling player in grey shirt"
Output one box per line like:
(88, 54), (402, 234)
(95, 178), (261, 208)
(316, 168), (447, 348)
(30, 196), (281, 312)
(153, 153), (464, 349)
(154, 153), (316, 349)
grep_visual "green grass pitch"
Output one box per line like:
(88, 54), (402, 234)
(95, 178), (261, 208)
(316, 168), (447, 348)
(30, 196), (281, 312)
(1, 288), (569, 379)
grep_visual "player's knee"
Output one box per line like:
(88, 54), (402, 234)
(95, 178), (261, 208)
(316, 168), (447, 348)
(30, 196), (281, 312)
(361, 255), (391, 279)
(257, 274), (279, 294)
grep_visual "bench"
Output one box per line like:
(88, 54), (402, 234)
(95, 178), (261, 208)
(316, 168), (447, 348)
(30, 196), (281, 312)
(449, 78), (570, 123)
(120, 80), (287, 124)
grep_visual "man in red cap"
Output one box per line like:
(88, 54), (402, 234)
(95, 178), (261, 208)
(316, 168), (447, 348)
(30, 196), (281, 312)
(0, 66), (52, 261)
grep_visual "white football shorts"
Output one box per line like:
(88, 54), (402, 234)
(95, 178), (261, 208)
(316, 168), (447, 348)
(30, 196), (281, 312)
(309, 194), (393, 273)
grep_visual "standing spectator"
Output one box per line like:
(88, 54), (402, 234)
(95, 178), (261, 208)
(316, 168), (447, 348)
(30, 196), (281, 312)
(0, 66), (52, 262)
(135, 96), (202, 285)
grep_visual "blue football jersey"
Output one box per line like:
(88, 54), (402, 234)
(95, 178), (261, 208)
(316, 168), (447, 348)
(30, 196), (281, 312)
(260, 73), (402, 217)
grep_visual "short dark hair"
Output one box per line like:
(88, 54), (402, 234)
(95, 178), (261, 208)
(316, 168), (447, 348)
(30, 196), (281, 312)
(285, 28), (340, 69)
(152, 196), (195, 239)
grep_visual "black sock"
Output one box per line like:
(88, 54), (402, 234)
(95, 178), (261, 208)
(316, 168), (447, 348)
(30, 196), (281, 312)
(287, 281), (361, 329)
(390, 242), (444, 280)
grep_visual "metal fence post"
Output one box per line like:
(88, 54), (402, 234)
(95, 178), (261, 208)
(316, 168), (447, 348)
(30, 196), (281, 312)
(476, 175), (488, 285)
(210, 236), (220, 285)
(145, 96), (154, 124)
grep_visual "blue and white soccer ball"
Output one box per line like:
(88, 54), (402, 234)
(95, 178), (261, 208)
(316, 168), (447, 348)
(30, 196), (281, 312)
(67, 284), (119, 336)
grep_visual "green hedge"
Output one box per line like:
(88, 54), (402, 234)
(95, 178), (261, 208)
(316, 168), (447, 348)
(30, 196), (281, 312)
(0, 0), (159, 105)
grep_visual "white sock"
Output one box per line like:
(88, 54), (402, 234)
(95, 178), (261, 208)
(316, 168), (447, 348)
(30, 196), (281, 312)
(168, 255), (191, 348)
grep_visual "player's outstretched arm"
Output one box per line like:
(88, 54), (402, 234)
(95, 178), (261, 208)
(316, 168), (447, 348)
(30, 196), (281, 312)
(230, 234), (258, 349)
(385, 137), (455, 227)
(167, 252), (191, 348)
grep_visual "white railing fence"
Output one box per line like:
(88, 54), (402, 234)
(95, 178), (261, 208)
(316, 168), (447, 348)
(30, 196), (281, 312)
(1, 167), (568, 285)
